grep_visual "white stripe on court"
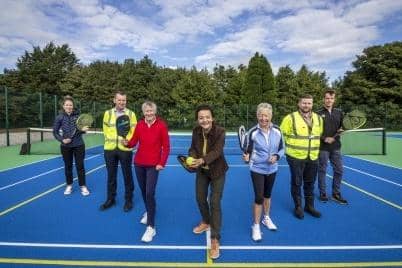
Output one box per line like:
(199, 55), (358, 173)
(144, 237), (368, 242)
(348, 155), (402, 171)
(344, 165), (402, 187)
(0, 164), (105, 217)
(327, 174), (402, 210)
(0, 242), (401, 250)
(0, 154), (101, 191)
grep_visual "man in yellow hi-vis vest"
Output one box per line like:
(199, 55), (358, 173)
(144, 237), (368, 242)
(100, 91), (137, 212)
(280, 94), (323, 219)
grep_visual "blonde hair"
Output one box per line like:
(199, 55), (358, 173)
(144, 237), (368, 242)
(142, 101), (157, 114)
(256, 103), (273, 116)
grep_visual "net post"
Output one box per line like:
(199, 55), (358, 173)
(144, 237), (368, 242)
(26, 128), (31, 154)
(382, 128), (386, 155)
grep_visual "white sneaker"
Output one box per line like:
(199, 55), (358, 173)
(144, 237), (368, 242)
(262, 215), (277, 231)
(80, 186), (90, 196)
(251, 224), (262, 242)
(141, 226), (156, 243)
(140, 212), (148, 225)
(64, 185), (72, 195)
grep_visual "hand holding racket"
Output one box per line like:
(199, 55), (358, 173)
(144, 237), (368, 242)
(62, 113), (94, 143)
(76, 113), (94, 132)
(334, 110), (367, 138)
(116, 114), (131, 139)
(177, 155), (197, 173)
(238, 125), (250, 162)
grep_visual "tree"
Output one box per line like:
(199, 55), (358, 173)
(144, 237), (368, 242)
(275, 65), (298, 119)
(243, 52), (276, 105)
(16, 42), (79, 95)
(339, 42), (402, 129)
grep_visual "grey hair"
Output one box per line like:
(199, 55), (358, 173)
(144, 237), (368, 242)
(256, 103), (273, 115)
(142, 101), (157, 114)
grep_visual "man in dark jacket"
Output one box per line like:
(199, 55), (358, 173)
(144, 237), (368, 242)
(317, 89), (348, 205)
(188, 104), (228, 260)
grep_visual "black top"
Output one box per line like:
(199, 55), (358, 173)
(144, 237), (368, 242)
(316, 107), (343, 151)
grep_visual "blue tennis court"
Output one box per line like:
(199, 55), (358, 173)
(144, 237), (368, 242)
(0, 134), (401, 267)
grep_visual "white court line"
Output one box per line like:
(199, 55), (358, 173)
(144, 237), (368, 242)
(348, 155), (402, 171)
(0, 155), (101, 191)
(327, 174), (402, 210)
(344, 165), (402, 187)
(0, 164), (105, 217)
(0, 242), (401, 250)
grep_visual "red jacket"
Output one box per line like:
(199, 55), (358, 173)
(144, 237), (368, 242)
(127, 117), (170, 167)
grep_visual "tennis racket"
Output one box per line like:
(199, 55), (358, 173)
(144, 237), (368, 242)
(238, 125), (248, 153)
(116, 114), (131, 138)
(177, 155), (196, 173)
(334, 110), (367, 137)
(76, 113), (94, 131)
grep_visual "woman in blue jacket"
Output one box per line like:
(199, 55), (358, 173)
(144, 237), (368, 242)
(53, 95), (89, 196)
(243, 103), (284, 242)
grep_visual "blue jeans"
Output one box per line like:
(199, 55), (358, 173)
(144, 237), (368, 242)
(135, 165), (159, 227)
(318, 150), (343, 195)
(286, 156), (318, 206)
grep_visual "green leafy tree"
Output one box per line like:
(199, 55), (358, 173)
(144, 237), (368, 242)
(275, 65), (298, 120)
(339, 42), (402, 129)
(16, 42), (79, 95)
(243, 52), (276, 105)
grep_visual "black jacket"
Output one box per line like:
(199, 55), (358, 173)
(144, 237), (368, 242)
(316, 107), (343, 151)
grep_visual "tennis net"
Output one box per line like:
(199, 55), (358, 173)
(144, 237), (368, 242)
(341, 128), (386, 155)
(21, 128), (243, 156)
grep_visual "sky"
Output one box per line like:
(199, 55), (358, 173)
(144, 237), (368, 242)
(0, 0), (401, 81)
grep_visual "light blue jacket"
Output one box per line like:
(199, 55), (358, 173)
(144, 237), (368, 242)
(246, 123), (285, 175)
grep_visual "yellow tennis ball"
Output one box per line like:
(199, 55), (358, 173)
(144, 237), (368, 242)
(186, 156), (194, 166)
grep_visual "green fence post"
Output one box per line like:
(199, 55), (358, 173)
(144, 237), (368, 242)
(5, 86), (10, 146)
(54, 95), (58, 119)
(39, 91), (43, 141)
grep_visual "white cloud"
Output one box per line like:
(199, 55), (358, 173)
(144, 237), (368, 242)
(343, 0), (402, 26)
(0, 0), (400, 80)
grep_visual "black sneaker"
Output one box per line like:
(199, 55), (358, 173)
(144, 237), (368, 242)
(332, 193), (348, 205)
(319, 193), (329, 202)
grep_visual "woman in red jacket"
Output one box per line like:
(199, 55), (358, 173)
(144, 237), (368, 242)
(124, 101), (170, 243)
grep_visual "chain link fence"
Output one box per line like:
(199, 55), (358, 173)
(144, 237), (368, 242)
(1, 86), (400, 147)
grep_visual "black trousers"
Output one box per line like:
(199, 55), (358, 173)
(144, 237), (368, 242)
(60, 144), (86, 186)
(286, 156), (318, 206)
(104, 149), (134, 202)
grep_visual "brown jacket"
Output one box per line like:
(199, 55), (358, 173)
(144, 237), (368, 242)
(189, 123), (229, 179)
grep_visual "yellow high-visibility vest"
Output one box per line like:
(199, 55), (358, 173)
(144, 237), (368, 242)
(103, 109), (137, 151)
(280, 111), (323, 160)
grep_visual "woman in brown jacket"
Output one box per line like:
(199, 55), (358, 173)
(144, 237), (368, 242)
(188, 104), (229, 260)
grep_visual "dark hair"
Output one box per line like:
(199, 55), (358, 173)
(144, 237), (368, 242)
(195, 104), (214, 120)
(62, 95), (74, 105)
(299, 94), (313, 100)
(114, 90), (126, 97)
(324, 89), (336, 96)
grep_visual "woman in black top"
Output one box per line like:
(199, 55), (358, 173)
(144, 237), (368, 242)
(53, 95), (89, 196)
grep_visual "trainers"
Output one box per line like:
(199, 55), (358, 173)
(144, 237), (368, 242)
(319, 193), (329, 202)
(251, 224), (262, 242)
(332, 193), (348, 205)
(64, 185), (72, 195)
(141, 226), (156, 243)
(140, 212), (147, 225)
(262, 215), (277, 231)
(193, 222), (210, 234)
(210, 239), (220, 259)
(80, 186), (90, 196)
